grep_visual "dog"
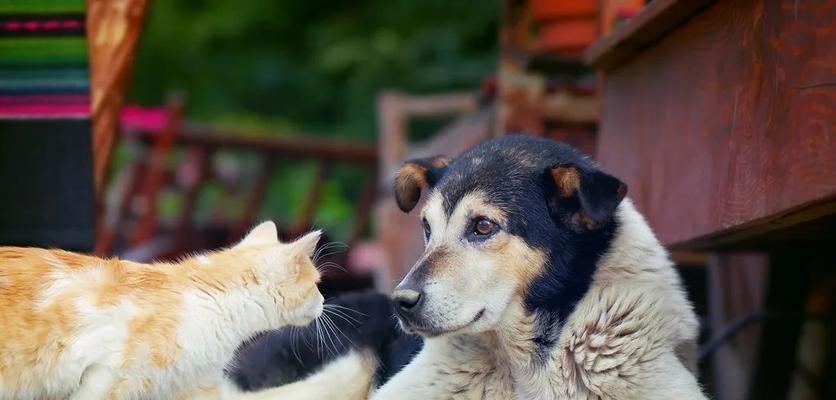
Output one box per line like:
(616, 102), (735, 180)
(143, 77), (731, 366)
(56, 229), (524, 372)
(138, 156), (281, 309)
(228, 135), (707, 399)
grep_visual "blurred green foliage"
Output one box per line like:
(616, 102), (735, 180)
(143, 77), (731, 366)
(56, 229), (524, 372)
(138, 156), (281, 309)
(127, 0), (497, 240)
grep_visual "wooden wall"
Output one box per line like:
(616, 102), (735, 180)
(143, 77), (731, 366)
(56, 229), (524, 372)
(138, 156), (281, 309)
(593, 0), (836, 249)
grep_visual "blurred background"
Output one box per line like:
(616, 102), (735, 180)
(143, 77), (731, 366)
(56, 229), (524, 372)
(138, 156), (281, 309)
(0, 0), (834, 399)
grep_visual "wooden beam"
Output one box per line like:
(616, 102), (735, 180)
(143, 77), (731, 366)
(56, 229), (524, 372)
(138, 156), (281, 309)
(130, 124), (377, 165)
(584, 0), (712, 71)
(87, 0), (149, 201)
(670, 196), (836, 251)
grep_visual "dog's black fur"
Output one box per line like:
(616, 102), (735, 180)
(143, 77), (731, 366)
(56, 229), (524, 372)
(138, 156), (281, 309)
(226, 291), (422, 392)
(401, 135), (626, 359)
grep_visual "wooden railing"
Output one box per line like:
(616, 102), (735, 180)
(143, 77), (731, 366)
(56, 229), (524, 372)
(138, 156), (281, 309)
(97, 95), (377, 265)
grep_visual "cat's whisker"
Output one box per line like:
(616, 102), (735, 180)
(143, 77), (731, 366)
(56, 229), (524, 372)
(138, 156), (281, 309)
(324, 306), (362, 326)
(320, 313), (340, 357)
(316, 261), (347, 275)
(313, 248), (348, 264)
(291, 326), (304, 366)
(328, 310), (363, 326)
(313, 318), (321, 358)
(322, 308), (356, 348)
(324, 304), (363, 323)
(327, 304), (368, 317)
(312, 242), (348, 264)
(325, 312), (354, 353)
(313, 252), (346, 267)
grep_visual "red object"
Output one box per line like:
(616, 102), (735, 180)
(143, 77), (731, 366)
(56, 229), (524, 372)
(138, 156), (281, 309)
(120, 104), (167, 132)
(539, 20), (598, 52)
(0, 104), (89, 118)
(531, 0), (597, 21)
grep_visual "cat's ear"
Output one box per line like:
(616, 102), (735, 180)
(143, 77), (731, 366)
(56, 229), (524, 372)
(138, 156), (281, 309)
(290, 230), (322, 258)
(236, 221), (279, 247)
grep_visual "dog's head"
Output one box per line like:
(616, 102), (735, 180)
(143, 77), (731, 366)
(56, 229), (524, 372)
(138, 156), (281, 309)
(391, 135), (627, 337)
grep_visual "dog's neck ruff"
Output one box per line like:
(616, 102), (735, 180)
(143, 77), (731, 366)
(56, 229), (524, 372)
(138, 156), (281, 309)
(376, 199), (704, 399)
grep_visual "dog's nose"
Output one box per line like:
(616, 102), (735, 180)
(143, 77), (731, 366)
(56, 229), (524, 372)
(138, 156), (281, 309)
(392, 289), (423, 312)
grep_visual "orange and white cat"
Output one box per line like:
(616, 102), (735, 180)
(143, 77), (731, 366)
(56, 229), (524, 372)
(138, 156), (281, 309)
(0, 221), (324, 400)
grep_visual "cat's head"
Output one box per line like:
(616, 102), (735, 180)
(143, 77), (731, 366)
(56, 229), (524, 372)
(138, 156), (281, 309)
(231, 221), (324, 327)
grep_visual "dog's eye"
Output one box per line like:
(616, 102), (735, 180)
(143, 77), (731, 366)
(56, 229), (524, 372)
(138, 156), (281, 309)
(473, 217), (497, 236)
(422, 217), (431, 240)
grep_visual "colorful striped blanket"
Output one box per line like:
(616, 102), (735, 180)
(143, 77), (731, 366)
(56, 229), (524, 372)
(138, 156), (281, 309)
(0, 0), (89, 119)
(0, 0), (95, 251)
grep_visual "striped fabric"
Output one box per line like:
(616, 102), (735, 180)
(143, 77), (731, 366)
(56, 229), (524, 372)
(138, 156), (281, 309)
(0, 1), (95, 251)
(0, 0), (89, 119)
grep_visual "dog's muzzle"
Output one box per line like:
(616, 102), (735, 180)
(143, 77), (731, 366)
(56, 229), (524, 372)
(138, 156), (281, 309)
(391, 282), (425, 326)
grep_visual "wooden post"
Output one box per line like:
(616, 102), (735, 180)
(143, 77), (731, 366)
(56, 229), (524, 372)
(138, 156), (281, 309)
(129, 93), (184, 246)
(87, 0), (149, 209)
(290, 162), (332, 237)
(230, 159), (277, 242)
(173, 145), (213, 251)
(348, 177), (377, 245)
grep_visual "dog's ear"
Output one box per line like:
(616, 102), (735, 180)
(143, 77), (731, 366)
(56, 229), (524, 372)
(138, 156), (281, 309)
(393, 155), (452, 212)
(547, 164), (627, 230)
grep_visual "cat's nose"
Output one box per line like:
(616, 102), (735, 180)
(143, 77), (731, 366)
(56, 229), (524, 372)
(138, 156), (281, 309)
(392, 288), (423, 312)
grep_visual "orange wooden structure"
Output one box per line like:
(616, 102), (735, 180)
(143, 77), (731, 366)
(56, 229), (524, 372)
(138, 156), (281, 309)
(87, 0), (149, 199)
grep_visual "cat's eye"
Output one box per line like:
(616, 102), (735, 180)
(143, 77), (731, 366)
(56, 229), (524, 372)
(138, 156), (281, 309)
(422, 217), (431, 241)
(473, 217), (498, 236)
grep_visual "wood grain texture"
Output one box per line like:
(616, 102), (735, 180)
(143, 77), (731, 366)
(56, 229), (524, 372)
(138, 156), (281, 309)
(584, 0), (712, 71)
(595, 0), (836, 249)
(87, 0), (149, 195)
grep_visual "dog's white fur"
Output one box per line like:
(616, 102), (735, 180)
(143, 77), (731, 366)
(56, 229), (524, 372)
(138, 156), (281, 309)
(374, 199), (704, 399)
(222, 350), (377, 400)
(238, 199), (705, 399)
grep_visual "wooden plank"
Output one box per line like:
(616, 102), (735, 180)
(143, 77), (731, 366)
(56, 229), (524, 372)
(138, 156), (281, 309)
(600, 0), (646, 35)
(376, 91), (476, 183)
(129, 125), (378, 165)
(672, 196), (836, 251)
(584, 0), (712, 71)
(595, 0), (836, 248)
(87, 0), (149, 197)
